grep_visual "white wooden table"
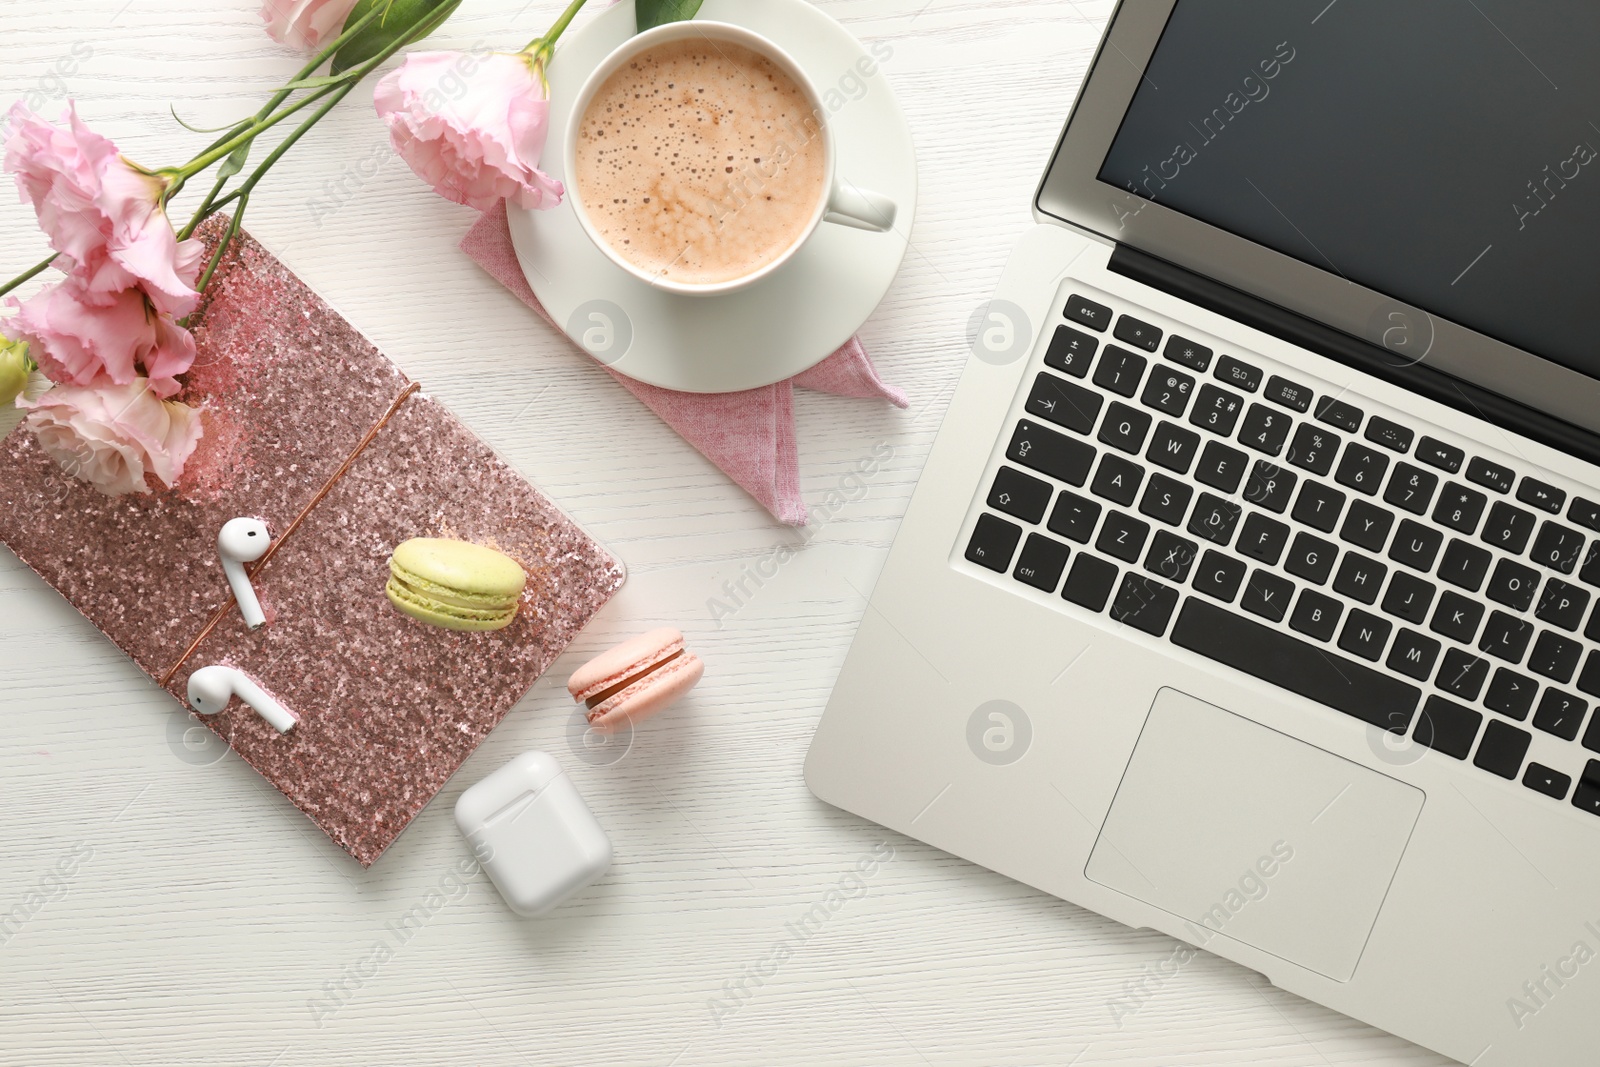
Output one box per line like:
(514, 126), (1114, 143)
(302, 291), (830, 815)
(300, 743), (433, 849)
(0, 2), (1457, 1064)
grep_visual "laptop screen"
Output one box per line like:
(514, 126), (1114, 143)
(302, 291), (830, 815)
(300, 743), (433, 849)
(1097, 0), (1600, 379)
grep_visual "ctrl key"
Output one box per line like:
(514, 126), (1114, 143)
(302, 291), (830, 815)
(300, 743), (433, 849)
(966, 514), (1022, 573)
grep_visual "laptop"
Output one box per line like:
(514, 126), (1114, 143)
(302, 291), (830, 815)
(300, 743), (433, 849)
(806, 2), (1600, 1062)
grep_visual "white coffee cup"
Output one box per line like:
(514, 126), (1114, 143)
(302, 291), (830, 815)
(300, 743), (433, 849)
(563, 20), (899, 298)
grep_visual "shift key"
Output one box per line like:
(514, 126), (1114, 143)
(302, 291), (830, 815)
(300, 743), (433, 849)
(1007, 420), (1095, 487)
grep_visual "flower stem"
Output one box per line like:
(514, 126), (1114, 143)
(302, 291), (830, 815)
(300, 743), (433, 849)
(524, 0), (591, 54)
(0, 254), (56, 301)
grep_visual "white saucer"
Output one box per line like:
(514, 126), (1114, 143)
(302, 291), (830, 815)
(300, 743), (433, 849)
(507, 0), (918, 394)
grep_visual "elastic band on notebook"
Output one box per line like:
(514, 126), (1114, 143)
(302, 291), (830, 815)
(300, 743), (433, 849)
(159, 381), (422, 687)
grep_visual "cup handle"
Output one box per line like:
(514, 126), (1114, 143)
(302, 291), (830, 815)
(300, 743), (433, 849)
(824, 178), (897, 232)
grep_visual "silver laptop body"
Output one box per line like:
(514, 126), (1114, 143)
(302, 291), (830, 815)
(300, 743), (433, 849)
(807, 2), (1600, 1062)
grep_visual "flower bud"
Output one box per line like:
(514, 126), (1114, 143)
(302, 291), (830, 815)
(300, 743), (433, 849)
(0, 339), (31, 407)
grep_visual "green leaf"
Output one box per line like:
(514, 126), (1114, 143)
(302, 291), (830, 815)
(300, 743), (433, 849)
(635, 0), (704, 32)
(169, 106), (251, 135)
(217, 140), (252, 183)
(279, 74), (350, 91)
(331, 0), (458, 74)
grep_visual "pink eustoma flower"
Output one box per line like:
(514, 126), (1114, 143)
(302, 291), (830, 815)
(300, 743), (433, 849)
(5, 281), (195, 399)
(19, 379), (204, 496)
(4, 103), (204, 318)
(261, 0), (363, 52)
(375, 51), (564, 212)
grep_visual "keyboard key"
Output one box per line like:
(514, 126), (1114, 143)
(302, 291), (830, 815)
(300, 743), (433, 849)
(1432, 483), (1487, 533)
(1530, 630), (1583, 683)
(1382, 571), (1436, 625)
(1569, 497), (1600, 533)
(1094, 345), (1148, 398)
(1530, 522), (1586, 573)
(1241, 570), (1295, 622)
(1338, 609), (1392, 661)
(1387, 628), (1441, 680)
(1111, 574), (1179, 635)
(1481, 501), (1536, 555)
(1580, 650), (1600, 699)
(1384, 463), (1438, 515)
(966, 514), (1021, 572)
(1478, 611), (1534, 663)
(1163, 334), (1213, 371)
(1145, 421), (1201, 474)
(1114, 314), (1162, 353)
(1587, 714), (1600, 755)
(1485, 668), (1537, 720)
(1145, 530), (1199, 584)
(1315, 396), (1364, 433)
(1194, 441), (1249, 494)
(1243, 461), (1297, 514)
(1337, 444), (1391, 496)
(1573, 762), (1600, 816)
(1140, 368), (1195, 417)
(1008, 420), (1096, 486)
(1467, 456), (1514, 494)
(1437, 648), (1490, 701)
(1582, 544), (1600, 588)
(1292, 481), (1346, 533)
(1340, 499), (1395, 552)
(1518, 478), (1566, 514)
(1013, 534), (1071, 592)
(1536, 579), (1590, 631)
(1533, 689), (1588, 741)
(1364, 417), (1414, 453)
(1264, 375), (1313, 413)
(1044, 325), (1098, 377)
(1091, 454), (1144, 507)
(1026, 373), (1102, 435)
(1171, 599), (1420, 731)
(1486, 558), (1541, 612)
(989, 467), (1053, 524)
(1097, 511), (1151, 563)
(1414, 696), (1482, 760)
(1239, 514), (1290, 566)
(1065, 294), (1110, 332)
(1474, 720), (1532, 780)
(1415, 436), (1464, 474)
(1047, 491), (1102, 544)
(1333, 553), (1387, 605)
(1139, 474), (1192, 526)
(1587, 602), (1600, 643)
(1285, 424), (1341, 477)
(1523, 763), (1571, 800)
(1193, 551), (1246, 603)
(1389, 520), (1444, 572)
(1098, 402), (1153, 454)
(1061, 553), (1118, 611)
(1285, 532), (1338, 585)
(1438, 539), (1493, 592)
(1431, 591), (1484, 643)
(1188, 493), (1242, 546)
(1237, 404), (1292, 456)
(1189, 384), (1244, 435)
(1214, 355), (1262, 392)
(1291, 590), (1343, 642)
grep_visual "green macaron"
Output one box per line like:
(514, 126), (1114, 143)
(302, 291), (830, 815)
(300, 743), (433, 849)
(386, 538), (527, 632)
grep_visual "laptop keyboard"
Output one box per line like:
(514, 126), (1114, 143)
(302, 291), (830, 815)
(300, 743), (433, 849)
(965, 290), (1600, 816)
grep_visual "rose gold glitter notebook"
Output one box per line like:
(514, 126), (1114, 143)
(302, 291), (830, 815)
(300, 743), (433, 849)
(0, 223), (625, 866)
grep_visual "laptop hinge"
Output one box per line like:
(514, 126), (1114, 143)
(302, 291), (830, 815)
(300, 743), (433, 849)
(1108, 244), (1600, 470)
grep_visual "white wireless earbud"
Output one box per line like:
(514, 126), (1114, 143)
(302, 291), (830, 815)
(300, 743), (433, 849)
(218, 517), (271, 630)
(186, 665), (298, 733)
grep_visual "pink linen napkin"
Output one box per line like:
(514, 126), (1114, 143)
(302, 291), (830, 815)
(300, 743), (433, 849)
(461, 204), (907, 526)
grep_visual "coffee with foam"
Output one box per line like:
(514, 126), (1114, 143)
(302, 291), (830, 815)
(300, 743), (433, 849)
(574, 39), (828, 287)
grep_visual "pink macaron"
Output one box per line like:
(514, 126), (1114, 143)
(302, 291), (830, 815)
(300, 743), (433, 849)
(568, 628), (704, 732)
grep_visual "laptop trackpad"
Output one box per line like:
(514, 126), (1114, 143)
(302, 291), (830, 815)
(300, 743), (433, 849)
(1086, 689), (1424, 982)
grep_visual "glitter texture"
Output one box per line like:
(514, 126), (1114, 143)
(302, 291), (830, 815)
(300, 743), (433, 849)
(0, 222), (625, 866)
